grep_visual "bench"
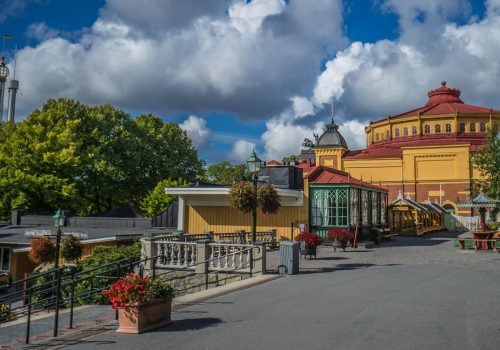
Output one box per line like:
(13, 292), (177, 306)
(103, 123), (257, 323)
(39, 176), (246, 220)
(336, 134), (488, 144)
(373, 227), (397, 243)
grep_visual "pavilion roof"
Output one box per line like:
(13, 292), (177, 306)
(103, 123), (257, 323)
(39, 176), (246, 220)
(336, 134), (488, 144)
(456, 192), (499, 208)
(306, 166), (388, 192)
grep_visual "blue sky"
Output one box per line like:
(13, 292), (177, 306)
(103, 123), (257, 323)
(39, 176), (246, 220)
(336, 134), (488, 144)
(0, 0), (496, 164)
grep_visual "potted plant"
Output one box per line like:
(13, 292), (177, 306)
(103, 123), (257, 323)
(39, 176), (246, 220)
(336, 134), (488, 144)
(294, 231), (323, 258)
(102, 273), (174, 334)
(327, 228), (353, 252)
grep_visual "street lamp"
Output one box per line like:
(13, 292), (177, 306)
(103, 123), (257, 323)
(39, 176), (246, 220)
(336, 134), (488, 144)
(246, 150), (262, 243)
(52, 209), (66, 269)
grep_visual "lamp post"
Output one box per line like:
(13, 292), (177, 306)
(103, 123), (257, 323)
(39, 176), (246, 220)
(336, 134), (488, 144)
(246, 150), (262, 243)
(52, 209), (66, 269)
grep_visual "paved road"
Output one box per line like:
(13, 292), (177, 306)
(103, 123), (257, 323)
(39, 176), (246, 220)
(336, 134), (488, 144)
(40, 233), (500, 350)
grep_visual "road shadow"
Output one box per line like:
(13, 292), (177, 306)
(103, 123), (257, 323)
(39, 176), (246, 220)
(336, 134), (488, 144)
(153, 317), (224, 333)
(307, 256), (349, 261)
(299, 263), (379, 274)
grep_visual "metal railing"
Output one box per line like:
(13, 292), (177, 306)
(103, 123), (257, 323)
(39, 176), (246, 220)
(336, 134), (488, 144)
(0, 245), (261, 344)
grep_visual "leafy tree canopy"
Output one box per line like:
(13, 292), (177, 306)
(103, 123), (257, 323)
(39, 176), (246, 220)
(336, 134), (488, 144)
(140, 178), (186, 217)
(472, 127), (500, 200)
(0, 99), (205, 219)
(205, 161), (246, 185)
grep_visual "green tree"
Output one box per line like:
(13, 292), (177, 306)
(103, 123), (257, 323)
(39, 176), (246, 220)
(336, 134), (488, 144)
(472, 127), (500, 200)
(140, 178), (186, 217)
(281, 154), (298, 164)
(0, 99), (205, 219)
(205, 161), (246, 184)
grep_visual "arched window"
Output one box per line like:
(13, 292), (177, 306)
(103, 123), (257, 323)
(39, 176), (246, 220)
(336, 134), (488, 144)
(412, 126), (417, 135)
(435, 124), (441, 133)
(424, 125), (430, 134)
(395, 128), (400, 137)
(459, 123), (465, 132)
(386, 130), (390, 139)
(470, 123), (475, 132)
(445, 123), (451, 133)
(480, 123), (486, 132)
(403, 127), (408, 136)
(376, 133), (379, 141)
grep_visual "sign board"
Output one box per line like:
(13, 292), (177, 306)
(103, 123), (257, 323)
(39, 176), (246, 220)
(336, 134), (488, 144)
(394, 206), (408, 211)
(24, 230), (52, 237)
(24, 230), (88, 239)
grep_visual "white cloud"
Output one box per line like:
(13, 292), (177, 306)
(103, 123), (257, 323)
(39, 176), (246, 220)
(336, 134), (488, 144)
(338, 120), (366, 149)
(230, 140), (256, 162)
(179, 116), (212, 149)
(291, 96), (314, 119)
(10, 0), (346, 120)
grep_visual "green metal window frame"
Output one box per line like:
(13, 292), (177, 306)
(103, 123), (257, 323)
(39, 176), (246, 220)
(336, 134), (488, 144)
(310, 186), (350, 228)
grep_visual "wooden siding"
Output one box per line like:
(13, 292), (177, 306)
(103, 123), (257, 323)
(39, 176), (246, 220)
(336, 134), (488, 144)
(185, 205), (308, 241)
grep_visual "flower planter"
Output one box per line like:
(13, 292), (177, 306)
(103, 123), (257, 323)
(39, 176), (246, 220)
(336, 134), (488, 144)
(332, 240), (347, 252)
(299, 245), (317, 259)
(117, 298), (173, 334)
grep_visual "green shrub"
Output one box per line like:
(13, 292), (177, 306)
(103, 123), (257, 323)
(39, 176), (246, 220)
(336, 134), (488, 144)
(73, 243), (141, 305)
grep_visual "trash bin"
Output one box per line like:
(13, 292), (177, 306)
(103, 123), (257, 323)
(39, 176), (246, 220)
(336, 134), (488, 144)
(278, 241), (300, 275)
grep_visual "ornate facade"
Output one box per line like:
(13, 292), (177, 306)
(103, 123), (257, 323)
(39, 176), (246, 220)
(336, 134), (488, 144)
(312, 81), (499, 215)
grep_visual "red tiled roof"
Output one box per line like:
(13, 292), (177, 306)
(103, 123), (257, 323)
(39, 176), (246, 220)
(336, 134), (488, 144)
(345, 133), (487, 159)
(306, 166), (388, 191)
(371, 81), (500, 124)
(265, 160), (280, 166)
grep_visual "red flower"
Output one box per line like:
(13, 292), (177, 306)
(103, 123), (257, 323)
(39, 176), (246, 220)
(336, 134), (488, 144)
(326, 228), (353, 242)
(294, 231), (323, 248)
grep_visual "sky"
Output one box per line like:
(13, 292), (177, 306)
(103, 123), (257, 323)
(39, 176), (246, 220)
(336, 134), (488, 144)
(0, 0), (498, 164)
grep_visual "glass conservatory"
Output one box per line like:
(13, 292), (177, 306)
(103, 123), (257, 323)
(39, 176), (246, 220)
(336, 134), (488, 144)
(307, 167), (389, 240)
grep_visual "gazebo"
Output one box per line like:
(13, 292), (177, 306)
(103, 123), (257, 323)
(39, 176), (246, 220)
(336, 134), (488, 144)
(457, 192), (498, 233)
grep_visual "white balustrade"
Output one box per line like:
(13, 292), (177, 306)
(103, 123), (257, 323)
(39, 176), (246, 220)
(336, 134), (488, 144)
(207, 243), (253, 271)
(153, 241), (197, 268)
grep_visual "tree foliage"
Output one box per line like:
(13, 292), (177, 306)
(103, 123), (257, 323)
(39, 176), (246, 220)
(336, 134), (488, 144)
(0, 99), (205, 219)
(472, 127), (500, 200)
(61, 235), (83, 263)
(205, 161), (246, 185)
(140, 178), (186, 217)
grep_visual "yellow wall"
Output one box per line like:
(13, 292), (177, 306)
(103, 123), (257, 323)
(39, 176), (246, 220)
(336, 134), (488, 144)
(185, 205), (308, 241)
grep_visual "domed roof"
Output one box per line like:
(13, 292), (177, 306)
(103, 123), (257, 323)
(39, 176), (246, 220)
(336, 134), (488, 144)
(315, 119), (348, 149)
(425, 81), (463, 106)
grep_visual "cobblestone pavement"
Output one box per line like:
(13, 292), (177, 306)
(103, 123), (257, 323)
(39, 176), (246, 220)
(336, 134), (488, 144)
(266, 230), (500, 272)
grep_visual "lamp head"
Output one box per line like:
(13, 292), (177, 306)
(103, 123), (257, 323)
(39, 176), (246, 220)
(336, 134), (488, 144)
(246, 150), (262, 173)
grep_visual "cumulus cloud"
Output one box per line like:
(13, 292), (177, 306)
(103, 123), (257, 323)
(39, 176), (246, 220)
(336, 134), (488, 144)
(230, 140), (256, 162)
(11, 0), (346, 120)
(179, 115), (212, 149)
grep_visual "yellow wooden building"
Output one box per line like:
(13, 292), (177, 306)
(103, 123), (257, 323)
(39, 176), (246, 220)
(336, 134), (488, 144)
(311, 81), (499, 215)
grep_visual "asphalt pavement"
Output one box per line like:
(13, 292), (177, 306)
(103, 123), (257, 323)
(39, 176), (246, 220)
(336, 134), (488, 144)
(28, 232), (500, 350)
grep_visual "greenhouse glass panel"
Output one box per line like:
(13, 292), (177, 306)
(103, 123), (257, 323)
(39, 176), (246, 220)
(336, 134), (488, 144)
(338, 189), (348, 226)
(311, 190), (322, 226)
(361, 190), (369, 225)
(323, 189), (337, 226)
(350, 188), (359, 226)
(381, 194), (387, 225)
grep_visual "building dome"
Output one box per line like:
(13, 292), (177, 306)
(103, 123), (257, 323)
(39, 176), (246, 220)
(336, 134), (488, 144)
(426, 81), (463, 106)
(315, 119), (348, 149)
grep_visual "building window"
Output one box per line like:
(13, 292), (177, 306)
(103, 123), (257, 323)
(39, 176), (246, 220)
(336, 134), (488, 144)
(470, 123), (475, 132)
(376, 133), (379, 141)
(435, 124), (441, 133)
(459, 123), (465, 132)
(395, 129), (400, 137)
(424, 125), (430, 134)
(350, 188), (359, 226)
(480, 123), (486, 132)
(361, 190), (369, 225)
(381, 194), (387, 225)
(310, 188), (348, 227)
(403, 127), (408, 136)
(371, 192), (379, 225)
(0, 247), (10, 271)
(412, 126), (417, 135)
(386, 130), (390, 139)
(446, 123), (451, 133)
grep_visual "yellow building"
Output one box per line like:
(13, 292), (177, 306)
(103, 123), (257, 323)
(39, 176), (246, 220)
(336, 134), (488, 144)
(312, 81), (499, 215)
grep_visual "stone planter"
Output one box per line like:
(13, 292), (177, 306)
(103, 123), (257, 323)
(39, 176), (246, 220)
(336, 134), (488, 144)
(332, 240), (348, 252)
(116, 298), (173, 334)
